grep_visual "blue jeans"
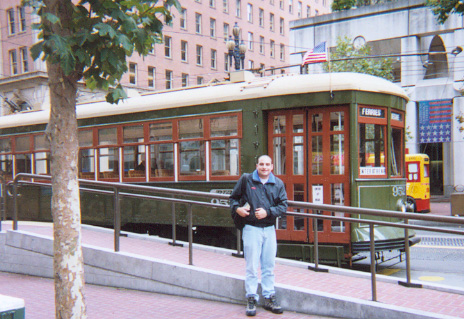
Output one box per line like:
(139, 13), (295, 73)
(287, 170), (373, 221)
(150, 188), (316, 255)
(242, 224), (277, 301)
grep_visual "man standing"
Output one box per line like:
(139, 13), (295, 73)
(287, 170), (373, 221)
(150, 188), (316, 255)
(229, 155), (288, 316)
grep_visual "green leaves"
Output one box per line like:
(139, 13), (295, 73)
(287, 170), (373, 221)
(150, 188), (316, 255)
(25, 0), (180, 104)
(323, 36), (394, 81)
(427, 0), (464, 24)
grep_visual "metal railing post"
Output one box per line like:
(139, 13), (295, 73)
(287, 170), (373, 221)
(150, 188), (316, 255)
(0, 177), (4, 232)
(369, 224), (377, 302)
(308, 214), (328, 272)
(399, 219), (422, 288)
(114, 187), (120, 252)
(188, 203), (193, 265)
(169, 201), (183, 247)
(13, 179), (18, 230)
(232, 229), (243, 257)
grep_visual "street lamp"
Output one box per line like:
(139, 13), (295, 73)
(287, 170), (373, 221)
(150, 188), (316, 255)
(227, 22), (246, 71)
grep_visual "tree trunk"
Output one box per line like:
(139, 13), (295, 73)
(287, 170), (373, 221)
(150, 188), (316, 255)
(47, 61), (87, 318)
(44, 1), (87, 318)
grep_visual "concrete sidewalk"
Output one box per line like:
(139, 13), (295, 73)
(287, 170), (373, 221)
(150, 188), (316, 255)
(1, 214), (463, 319)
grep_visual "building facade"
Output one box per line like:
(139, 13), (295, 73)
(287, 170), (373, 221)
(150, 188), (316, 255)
(0, 0), (331, 114)
(289, 0), (464, 197)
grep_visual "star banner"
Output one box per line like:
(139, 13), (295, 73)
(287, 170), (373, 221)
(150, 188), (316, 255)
(419, 99), (453, 143)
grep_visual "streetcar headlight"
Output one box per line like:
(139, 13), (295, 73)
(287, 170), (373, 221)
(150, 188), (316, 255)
(396, 199), (406, 212)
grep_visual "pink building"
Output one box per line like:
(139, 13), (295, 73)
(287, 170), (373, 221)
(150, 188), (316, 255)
(0, 0), (331, 113)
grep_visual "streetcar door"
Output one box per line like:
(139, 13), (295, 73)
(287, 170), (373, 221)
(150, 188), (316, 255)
(269, 107), (351, 245)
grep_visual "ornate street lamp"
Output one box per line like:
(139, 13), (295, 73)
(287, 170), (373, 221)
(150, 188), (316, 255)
(227, 22), (246, 71)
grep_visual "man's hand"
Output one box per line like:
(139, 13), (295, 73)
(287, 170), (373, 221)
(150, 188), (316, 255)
(236, 206), (250, 217)
(255, 208), (268, 219)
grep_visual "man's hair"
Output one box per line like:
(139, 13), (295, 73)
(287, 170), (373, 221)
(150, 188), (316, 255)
(257, 155), (272, 164)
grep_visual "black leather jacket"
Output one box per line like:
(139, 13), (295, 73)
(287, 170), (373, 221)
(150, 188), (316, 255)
(229, 170), (288, 228)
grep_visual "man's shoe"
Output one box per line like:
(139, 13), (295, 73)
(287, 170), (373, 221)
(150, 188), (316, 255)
(246, 297), (257, 316)
(264, 294), (283, 314)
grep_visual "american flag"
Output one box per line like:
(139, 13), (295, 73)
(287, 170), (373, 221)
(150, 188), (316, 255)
(419, 99), (453, 143)
(302, 42), (328, 65)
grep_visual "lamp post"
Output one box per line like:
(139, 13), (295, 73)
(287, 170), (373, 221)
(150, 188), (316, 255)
(227, 22), (246, 71)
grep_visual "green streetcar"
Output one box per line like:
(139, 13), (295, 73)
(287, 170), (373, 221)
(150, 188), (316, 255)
(0, 71), (414, 265)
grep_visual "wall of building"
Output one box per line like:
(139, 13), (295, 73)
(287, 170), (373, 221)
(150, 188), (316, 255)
(290, 0), (464, 197)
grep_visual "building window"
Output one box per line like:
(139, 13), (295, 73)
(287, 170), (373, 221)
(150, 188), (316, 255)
(270, 13), (274, 31)
(259, 36), (265, 54)
(298, 1), (302, 18)
(210, 0), (216, 8)
(280, 18), (284, 35)
(129, 63), (137, 85)
(259, 8), (264, 27)
(210, 18), (216, 38)
(260, 63), (265, 76)
(197, 77), (204, 85)
(248, 32), (254, 51)
(211, 49), (217, 69)
(247, 3), (253, 23)
(166, 70), (173, 89)
(223, 0), (229, 12)
(9, 50), (18, 75)
(164, 36), (172, 58)
(180, 8), (187, 29)
(224, 53), (230, 71)
(223, 23), (230, 43)
(196, 45), (203, 65)
(148, 66), (155, 88)
(270, 40), (275, 58)
(20, 47), (28, 73)
(236, 0), (241, 18)
(307, 5), (311, 17)
(248, 60), (254, 69)
(280, 43), (285, 61)
(279, 0), (284, 10)
(289, 0), (293, 13)
(182, 73), (189, 87)
(181, 40), (188, 62)
(7, 9), (16, 35)
(18, 7), (26, 32)
(195, 13), (202, 34)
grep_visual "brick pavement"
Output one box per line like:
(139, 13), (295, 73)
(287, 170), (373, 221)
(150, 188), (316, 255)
(1, 200), (462, 319)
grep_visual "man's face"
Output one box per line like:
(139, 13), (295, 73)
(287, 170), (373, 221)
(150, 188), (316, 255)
(256, 156), (273, 179)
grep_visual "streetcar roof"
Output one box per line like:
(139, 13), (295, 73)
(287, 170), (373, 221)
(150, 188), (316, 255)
(0, 72), (408, 129)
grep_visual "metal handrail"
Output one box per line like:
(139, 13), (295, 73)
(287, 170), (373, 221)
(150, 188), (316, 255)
(7, 173), (464, 302)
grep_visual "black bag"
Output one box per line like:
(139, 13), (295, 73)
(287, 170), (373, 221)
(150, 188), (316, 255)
(231, 174), (250, 230)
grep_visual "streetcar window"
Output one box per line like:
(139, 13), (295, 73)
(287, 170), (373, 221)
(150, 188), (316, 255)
(98, 127), (117, 145)
(273, 116), (286, 134)
(211, 139), (239, 176)
(311, 136), (323, 175)
(78, 130), (93, 147)
(0, 139), (13, 180)
(390, 127), (403, 177)
(330, 134), (344, 175)
(330, 112), (344, 131)
(98, 147), (119, 179)
(293, 136), (304, 175)
(150, 144), (174, 177)
(211, 115), (238, 137)
(34, 152), (50, 175)
(123, 125), (144, 144)
(359, 123), (385, 176)
(179, 118), (203, 139)
(407, 163), (419, 181)
(424, 163), (429, 178)
(0, 138), (12, 153)
(331, 183), (345, 232)
(273, 136), (286, 175)
(180, 141), (205, 175)
(292, 183), (305, 231)
(293, 114), (304, 133)
(312, 113), (323, 132)
(150, 122), (173, 141)
(15, 136), (30, 152)
(34, 135), (49, 150)
(124, 145), (146, 178)
(15, 154), (32, 174)
(79, 149), (95, 178)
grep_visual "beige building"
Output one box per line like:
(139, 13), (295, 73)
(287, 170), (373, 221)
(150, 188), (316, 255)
(0, 0), (331, 114)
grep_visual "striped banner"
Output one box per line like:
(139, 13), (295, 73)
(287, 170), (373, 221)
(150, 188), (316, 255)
(419, 99), (452, 143)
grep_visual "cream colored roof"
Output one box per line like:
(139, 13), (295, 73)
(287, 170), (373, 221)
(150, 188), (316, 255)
(0, 72), (408, 130)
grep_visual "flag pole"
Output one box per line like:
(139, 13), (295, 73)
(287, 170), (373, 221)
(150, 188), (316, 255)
(328, 43), (334, 100)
